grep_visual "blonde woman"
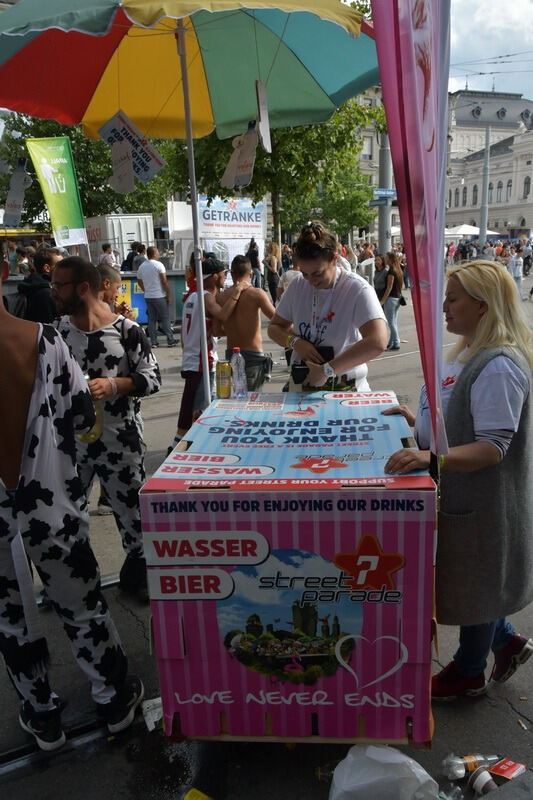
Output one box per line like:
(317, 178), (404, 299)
(384, 261), (533, 701)
(264, 242), (281, 303)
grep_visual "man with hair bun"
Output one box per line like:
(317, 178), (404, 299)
(268, 220), (387, 391)
(52, 256), (161, 602)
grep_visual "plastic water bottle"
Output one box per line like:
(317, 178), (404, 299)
(230, 347), (247, 398)
(442, 754), (501, 781)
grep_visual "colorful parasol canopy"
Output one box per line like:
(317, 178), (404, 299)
(0, 0), (378, 140)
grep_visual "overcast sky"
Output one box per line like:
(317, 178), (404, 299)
(449, 0), (533, 100)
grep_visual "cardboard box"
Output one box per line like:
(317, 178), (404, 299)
(140, 391), (437, 744)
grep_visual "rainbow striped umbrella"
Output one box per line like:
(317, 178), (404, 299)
(0, 0), (378, 404)
(0, 0), (378, 140)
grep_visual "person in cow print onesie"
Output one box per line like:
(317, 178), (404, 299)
(53, 257), (161, 602)
(0, 262), (143, 751)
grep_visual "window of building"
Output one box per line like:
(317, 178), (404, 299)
(496, 181), (503, 202)
(454, 188), (459, 207)
(462, 186), (467, 206)
(494, 220), (499, 229)
(520, 217), (526, 227)
(524, 176), (531, 199)
(472, 184), (478, 205)
(488, 182), (493, 203)
(448, 189), (452, 208)
(361, 96), (374, 107)
(361, 137), (373, 160)
(506, 179), (512, 201)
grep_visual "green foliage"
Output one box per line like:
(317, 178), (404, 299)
(0, 114), (174, 225)
(165, 98), (379, 235)
(282, 167), (376, 238)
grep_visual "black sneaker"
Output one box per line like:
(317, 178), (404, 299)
(98, 677), (145, 734)
(19, 702), (66, 751)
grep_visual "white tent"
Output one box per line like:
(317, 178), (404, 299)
(445, 224), (502, 237)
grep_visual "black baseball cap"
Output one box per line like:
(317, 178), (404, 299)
(202, 254), (226, 275)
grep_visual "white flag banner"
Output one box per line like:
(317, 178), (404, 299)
(4, 158), (32, 227)
(109, 139), (135, 194)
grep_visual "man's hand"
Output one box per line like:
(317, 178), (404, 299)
(384, 448), (430, 474)
(88, 378), (116, 401)
(293, 338), (323, 363)
(305, 360), (328, 387)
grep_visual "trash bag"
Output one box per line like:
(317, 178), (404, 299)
(328, 745), (439, 800)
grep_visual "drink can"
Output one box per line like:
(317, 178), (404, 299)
(216, 361), (232, 398)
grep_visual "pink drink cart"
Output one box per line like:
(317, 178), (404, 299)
(140, 391), (437, 745)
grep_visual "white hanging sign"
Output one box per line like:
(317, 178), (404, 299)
(4, 158), (32, 227)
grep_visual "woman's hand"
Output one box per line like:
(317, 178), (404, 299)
(293, 337), (323, 363)
(305, 360), (328, 387)
(88, 378), (115, 401)
(381, 404), (416, 427)
(385, 448), (430, 474)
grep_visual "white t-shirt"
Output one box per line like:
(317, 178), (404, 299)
(181, 290), (218, 373)
(137, 259), (166, 298)
(415, 354), (529, 450)
(276, 267), (385, 388)
(279, 268), (300, 293)
(507, 255), (523, 278)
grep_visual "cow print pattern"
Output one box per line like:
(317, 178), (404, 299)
(56, 315), (161, 557)
(0, 326), (128, 712)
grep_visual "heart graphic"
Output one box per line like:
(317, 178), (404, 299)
(334, 635), (409, 690)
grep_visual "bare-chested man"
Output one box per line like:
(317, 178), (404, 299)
(217, 255), (276, 390)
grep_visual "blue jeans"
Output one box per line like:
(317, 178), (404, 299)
(454, 619), (515, 676)
(384, 296), (400, 348)
(145, 296), (175, 345)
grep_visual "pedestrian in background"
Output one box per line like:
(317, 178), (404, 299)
(137, 245), (177, 348)
(507, 246), (525, 300)
(132, 243), (147, 272)
(380, 251), (404, 351)
(246, 237), (262, 288)
(17, 247), (63, 323)
(384, 260), (533, 700)
(264, 241), (281, 303)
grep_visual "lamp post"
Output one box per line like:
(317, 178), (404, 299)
(478, 125), (491, 249)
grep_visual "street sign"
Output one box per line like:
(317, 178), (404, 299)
(373, 188), (397, 198)
(369, 198), (388, 207)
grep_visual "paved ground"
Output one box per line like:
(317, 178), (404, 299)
(2, 279), (533, 798)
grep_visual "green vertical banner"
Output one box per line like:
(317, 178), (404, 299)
(26, 136), (87, 247)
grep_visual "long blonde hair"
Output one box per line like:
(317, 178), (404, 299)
(269, 242), (280, 260)
(447, 260), (532, 368)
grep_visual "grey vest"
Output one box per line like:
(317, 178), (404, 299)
(436, 346), (533, 626)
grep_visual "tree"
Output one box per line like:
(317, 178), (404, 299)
(281, 167), (376, 239)
(0, 114), (175, 226)
(165, 98), (381, 238)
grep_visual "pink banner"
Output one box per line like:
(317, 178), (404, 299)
(371, 0), (450, 452)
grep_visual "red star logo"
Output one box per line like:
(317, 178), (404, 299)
(442, 375), (456, 387)
(333, 535), (405, 590)
(325, 311), (335, 322)
(290, 456), (347, 474)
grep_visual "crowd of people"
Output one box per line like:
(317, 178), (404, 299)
(1, 221), (532, 753)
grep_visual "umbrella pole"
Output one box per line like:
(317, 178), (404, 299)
(176, 20), (211, 407)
